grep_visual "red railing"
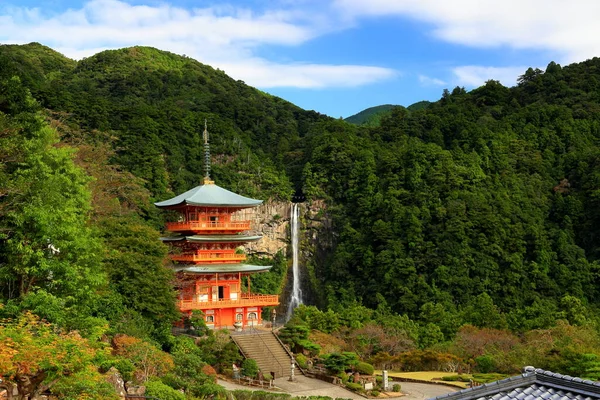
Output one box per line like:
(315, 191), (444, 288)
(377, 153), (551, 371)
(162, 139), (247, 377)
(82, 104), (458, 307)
(170, 253), (246, 263)
(166, 221), (251, 232)
(178, 294), (279, 311)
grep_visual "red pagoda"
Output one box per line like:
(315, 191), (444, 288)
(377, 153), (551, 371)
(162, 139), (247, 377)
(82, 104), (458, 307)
(155, 123), (279, 329)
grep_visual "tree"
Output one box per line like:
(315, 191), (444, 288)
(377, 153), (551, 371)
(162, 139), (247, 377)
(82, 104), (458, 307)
(112, 334), (174, 382)
(0, 78), (106, 331)
(0, 311), (114, 399)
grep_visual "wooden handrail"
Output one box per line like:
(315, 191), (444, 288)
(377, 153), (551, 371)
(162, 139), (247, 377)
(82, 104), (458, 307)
(170, 254), (246, 262)
(166, 221), (251, 231)
(178, 294), (279, 311)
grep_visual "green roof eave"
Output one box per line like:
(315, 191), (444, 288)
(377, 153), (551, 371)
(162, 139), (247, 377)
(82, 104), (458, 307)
(172, 264), (272, 273)
(161, 234), (262, 243)
(155, 183), (263, 208)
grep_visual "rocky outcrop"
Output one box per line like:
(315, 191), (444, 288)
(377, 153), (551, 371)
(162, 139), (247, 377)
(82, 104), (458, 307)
(125, 383), (146, 397)
(105, 367), (126, 399)
(245, 201), (291, 257)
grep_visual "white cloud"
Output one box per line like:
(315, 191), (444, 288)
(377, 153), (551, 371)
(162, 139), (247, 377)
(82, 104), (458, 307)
(418, 74), (446, 86)
(334, 0), (600, 63)
(221, 59), (396, 88)
(0, 0), (396, 89)
(452, 66), (528, 88)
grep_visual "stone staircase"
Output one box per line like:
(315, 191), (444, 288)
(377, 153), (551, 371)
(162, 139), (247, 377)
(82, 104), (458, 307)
(231, 330), (296, 378)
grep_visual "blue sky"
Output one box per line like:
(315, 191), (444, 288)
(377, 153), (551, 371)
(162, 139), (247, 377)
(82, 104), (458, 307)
(0, 0), (598, 117)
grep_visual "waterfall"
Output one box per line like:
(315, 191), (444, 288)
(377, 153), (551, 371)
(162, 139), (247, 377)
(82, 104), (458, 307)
(286, 203), (303, 320)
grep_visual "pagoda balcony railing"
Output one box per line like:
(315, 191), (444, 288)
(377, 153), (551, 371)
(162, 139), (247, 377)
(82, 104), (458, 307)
(178, 294), (279, 311)
(170, 253), (246, 263)
(166, 221), (251, 232)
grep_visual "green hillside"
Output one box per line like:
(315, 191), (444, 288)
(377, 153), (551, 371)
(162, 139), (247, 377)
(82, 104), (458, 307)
(344, 104), (399, 125)
(6, 43), (600, 396)
(406, 100), (431, 111)
(345, 101), (431, 126)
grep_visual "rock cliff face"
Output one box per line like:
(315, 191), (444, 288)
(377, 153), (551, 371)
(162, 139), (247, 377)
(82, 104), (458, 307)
(245, 201), (291, 257)
(243, 199), (333, 309)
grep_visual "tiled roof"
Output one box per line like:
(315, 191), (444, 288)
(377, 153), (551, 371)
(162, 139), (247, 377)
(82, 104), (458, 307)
(161, 234), (263, 243)
(431, 368), (600, 400)
(155, 183), (262, 208)
(172, 263), (272, 273)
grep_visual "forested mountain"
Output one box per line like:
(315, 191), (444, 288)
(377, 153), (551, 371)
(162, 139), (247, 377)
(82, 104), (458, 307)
(305, 64), (600, 331)
(0, 43), (326, 202)
(5, 42), (600, 395)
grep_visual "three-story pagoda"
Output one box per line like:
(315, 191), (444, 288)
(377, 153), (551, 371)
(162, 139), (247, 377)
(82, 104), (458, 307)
(155, 123), (279, 329)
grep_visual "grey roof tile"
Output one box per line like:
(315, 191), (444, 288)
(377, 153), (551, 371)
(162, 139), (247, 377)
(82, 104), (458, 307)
(428, 368), (600, 400)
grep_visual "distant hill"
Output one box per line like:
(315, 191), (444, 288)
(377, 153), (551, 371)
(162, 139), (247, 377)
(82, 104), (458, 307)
(345, 101), (432, 127)
(406, 100), (431, 111)
(344, 104), (399, 126)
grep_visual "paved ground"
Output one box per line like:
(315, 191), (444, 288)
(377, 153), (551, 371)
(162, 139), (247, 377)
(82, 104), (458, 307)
(400, 382), (458, 400)
(218, 376), (457, 399)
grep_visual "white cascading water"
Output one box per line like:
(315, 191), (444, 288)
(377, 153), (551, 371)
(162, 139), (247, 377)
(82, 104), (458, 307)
(286, 203), (303, 320)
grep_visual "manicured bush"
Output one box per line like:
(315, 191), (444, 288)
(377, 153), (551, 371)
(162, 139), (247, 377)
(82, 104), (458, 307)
(441, 375), (470, 382)
(345, 382), (364, 392)
(355, 361), (374, 375)
(371, 390), (380, 397)
(472, 373), (508, 383)
(145, 380), (185, 400)
(392, 383), (401, 392)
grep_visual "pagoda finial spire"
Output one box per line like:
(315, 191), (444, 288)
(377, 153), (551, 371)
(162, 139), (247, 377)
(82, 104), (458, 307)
(202, 119), (214, 185)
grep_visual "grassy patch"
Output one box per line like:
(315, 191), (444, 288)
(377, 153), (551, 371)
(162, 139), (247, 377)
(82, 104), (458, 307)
(374, 371), (467, 388)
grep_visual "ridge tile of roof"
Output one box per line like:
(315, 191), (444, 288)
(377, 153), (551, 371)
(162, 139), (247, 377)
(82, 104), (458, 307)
(429, 368), (600, 400)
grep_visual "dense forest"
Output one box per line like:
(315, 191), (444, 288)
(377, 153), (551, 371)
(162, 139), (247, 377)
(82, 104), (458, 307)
(4, 42), (600, 397)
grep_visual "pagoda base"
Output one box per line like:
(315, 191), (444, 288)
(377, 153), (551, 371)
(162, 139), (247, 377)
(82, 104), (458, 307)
(181, 299), (279, 330)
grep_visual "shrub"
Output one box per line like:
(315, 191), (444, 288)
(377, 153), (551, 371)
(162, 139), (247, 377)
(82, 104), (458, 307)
(323, 352), (359, 374)
(338, 372), (349, 384)
(296, 353), (308, 369)
(100, 358), (135, 382)
(472, 373), (507, 383)
(475, 354), (496, 373)
(231, 390), (292, 400)
(345, 382), (363, 392)
(145, 380), (185, 400)
(392, 383), (401, 392)
(201, 364), (217, 382)
(242, 358), (259, 378)
(190, 382), (227, 398)
(371, 390), (380, 397)
(355, 361), (374, 375)
(441, 375), (470, 382)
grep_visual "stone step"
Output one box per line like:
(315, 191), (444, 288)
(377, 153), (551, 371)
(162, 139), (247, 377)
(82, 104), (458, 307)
(232, 331), (296, 377)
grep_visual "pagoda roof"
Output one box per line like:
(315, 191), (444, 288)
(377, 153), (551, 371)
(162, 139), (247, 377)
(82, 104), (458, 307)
(161, 234), (263, 243)
(155, 183), (263, 208)
(172, 263), (272, 274)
